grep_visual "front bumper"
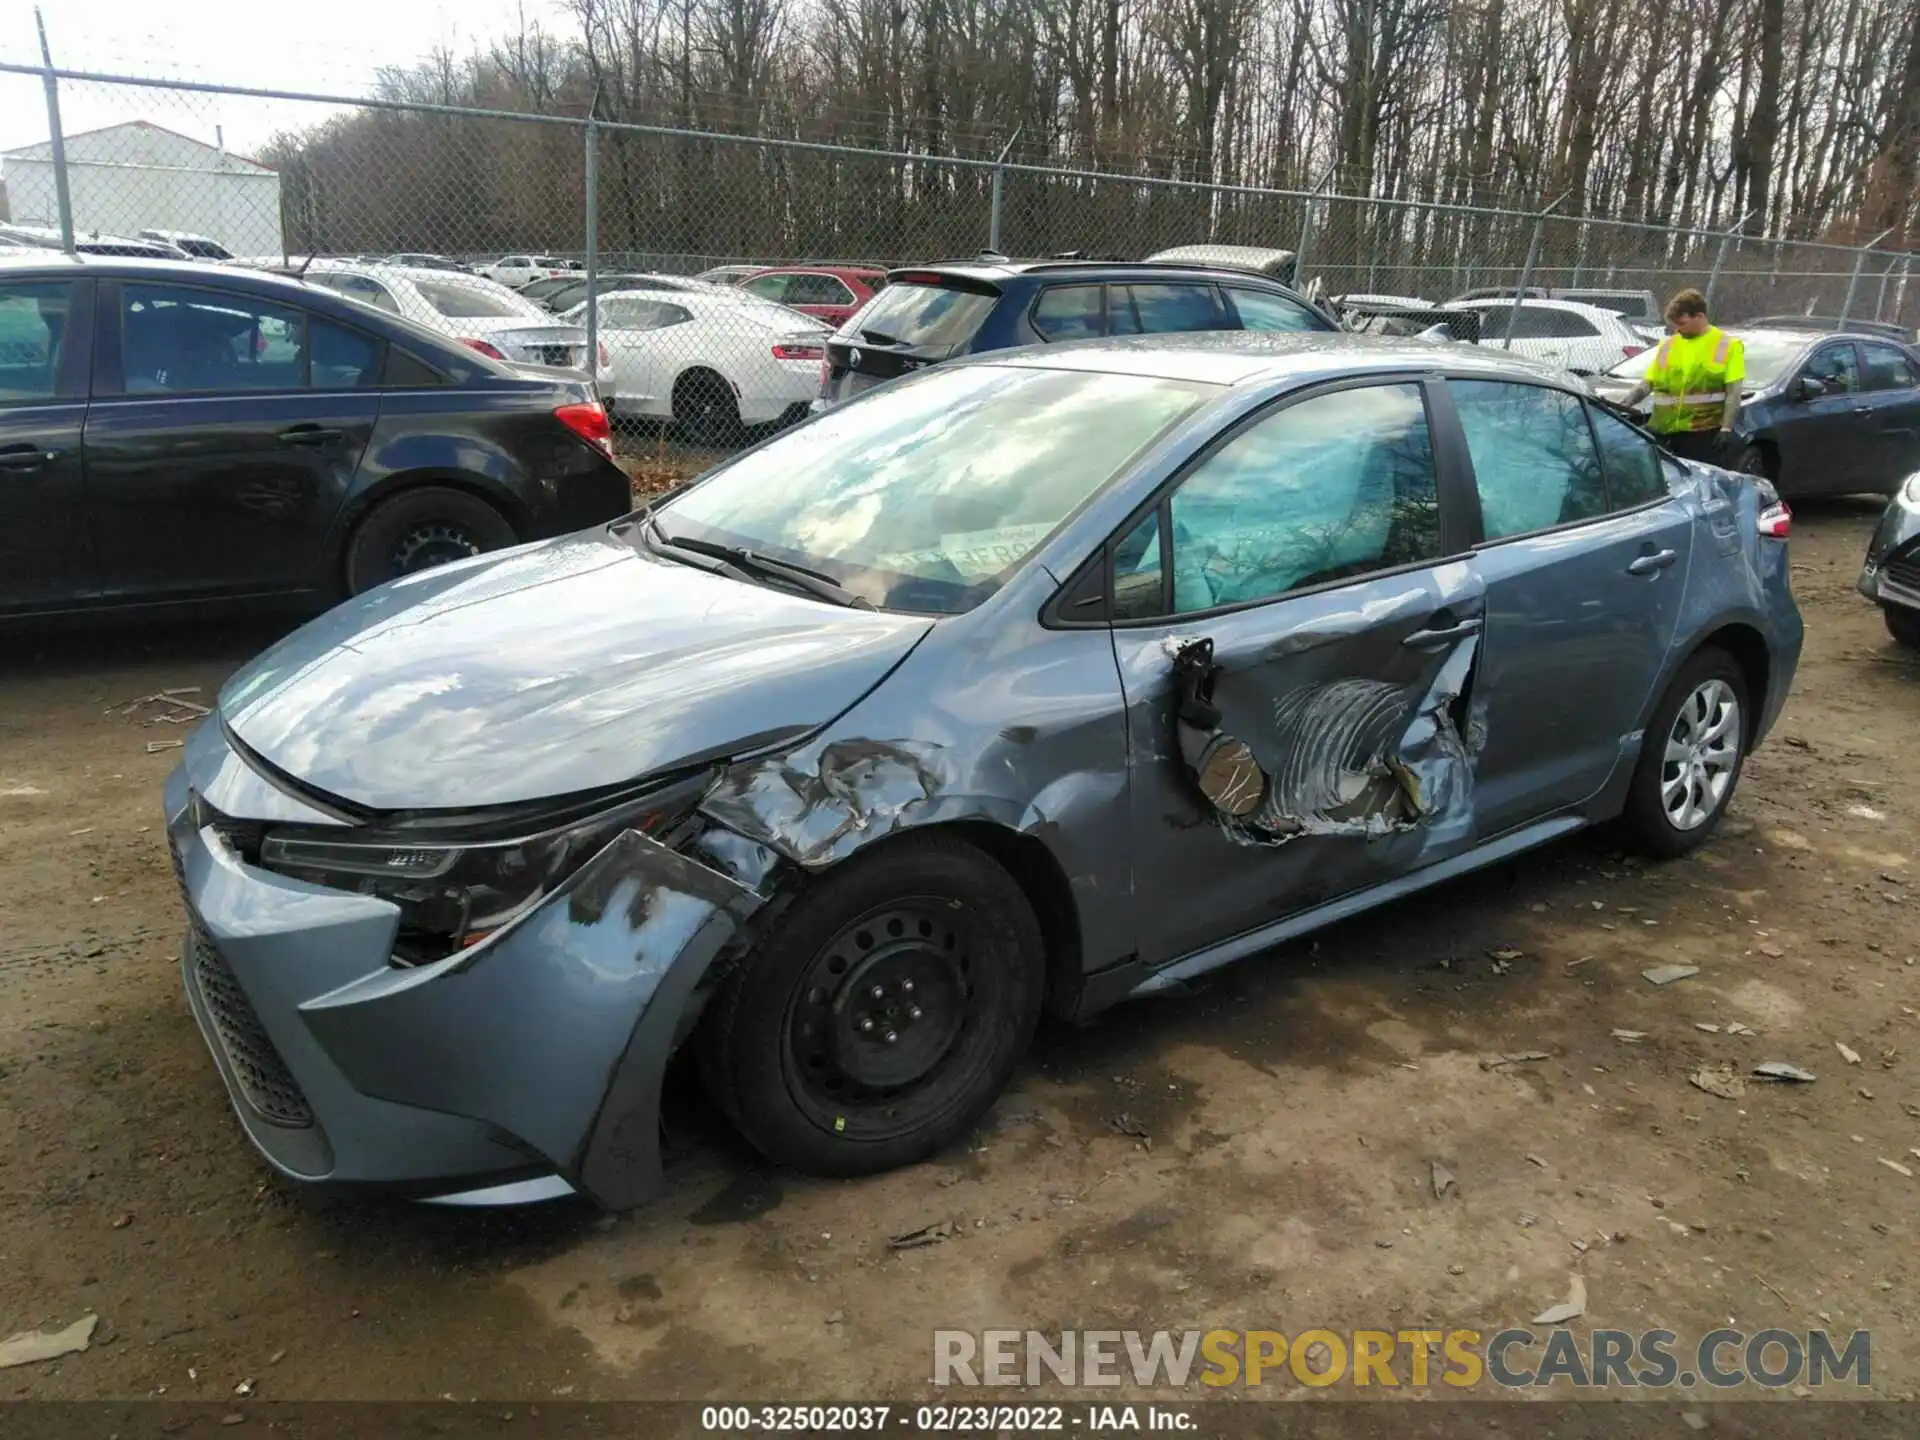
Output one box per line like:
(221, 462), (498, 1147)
(1858, 490), (1920, 612)
(164, 725), (762, 1209)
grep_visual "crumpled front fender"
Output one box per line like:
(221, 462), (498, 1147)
(299, 830), (763, 1210)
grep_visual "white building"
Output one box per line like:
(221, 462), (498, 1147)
(2, 120), (282, 256)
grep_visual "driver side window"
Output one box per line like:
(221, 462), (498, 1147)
(1803, 343), (1859, 394)
(1158, 383), (1443, 614)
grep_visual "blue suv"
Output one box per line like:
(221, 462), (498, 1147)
(815, 256), (1336, 409)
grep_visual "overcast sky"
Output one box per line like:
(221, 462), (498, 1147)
(1, 0), (570, 156)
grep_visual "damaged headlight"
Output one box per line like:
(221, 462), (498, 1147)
(256, 771), (712, 964)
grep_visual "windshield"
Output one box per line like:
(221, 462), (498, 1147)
(839, 281), (997, 349)
(1606, 333), (1806, 388)
(657, 364), (1212, 613)
(413, 278), (540, 319)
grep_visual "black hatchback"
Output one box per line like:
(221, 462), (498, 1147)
(0, 254), (631, 620)
(815, 257), (1337, 410)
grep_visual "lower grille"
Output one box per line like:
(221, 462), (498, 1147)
(1884, 549), (1920, 596)
(188, 921), (313, 1129)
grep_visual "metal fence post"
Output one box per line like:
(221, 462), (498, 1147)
(34, 8), (75, 253)
(1840, 228), (1895, 323)
(1293, 164), (1333, 294)
(583, 117), (599, 387)
(1704, 210), (1755, 311)
(1504, 191), (1570, 349)
(987, 127), (1019, 254)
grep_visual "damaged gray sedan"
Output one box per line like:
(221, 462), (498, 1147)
(165, 333), (1802, 1209)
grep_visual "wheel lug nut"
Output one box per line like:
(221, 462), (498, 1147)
(900, 979), (914, 994)
(869, 985), (885, 1001)
(909, 1006), (923, 1020)
(859, 1017), (874, 1033)
(884, 1030), (898, 1045)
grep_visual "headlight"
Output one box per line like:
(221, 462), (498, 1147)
(257, 772), (712, 964)
(1901, 473), (1920, 506)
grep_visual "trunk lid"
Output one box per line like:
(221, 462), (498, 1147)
(820, 274), (1000, 406)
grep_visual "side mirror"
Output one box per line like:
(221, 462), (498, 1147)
(1792, 375), (1828, 401)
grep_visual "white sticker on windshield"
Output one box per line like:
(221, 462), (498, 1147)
(875, 522), (1059, 577)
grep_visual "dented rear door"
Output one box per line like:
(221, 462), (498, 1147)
(1105, 378), (1486, 968)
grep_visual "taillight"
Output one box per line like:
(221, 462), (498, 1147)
(1623, 344), (1646, 357)
(554, 401), (614, 458)
(1758, 501), (1792, 539)
(459, 337), (506, 359)
(773, 341), (824, 361)
(597, 340), (610, 369)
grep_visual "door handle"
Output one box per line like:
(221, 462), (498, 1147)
(278, 425), (344, 446)
(0, 444), (58, 472)
(1402, 616), (1483, 648)
(1852, 405), (1873, 416)
(1627, 549), (1678, 575)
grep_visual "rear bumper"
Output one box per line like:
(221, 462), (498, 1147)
(165, 727), (762, 1209)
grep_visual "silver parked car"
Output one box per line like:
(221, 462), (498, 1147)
(167, 333), (1802, 1209)
(1858, 472), (1920, 648)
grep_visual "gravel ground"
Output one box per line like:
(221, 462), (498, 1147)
(0, 497), (1913, 1405)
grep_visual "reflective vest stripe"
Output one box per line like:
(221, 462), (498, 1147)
(1652, 391), (1729, 407)
(1712, 334), (1731, 365)
(1655, 337), (1674, 368)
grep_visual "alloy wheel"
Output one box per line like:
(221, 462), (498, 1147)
(1660, 677), (1741, 831)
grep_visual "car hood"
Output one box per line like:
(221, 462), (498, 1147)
(219, 531), (934, 812)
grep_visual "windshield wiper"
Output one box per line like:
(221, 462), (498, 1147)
(648, 521), (872, 609)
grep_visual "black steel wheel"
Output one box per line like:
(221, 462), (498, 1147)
(1885, 603), (1920, 651)
(701, 835), (1044, 1176)
(343, 486), (517, 595)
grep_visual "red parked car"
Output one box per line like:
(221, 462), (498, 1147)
(735, 265), (886, 326)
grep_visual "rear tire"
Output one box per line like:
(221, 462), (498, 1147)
(343, 486), (518, 595)
(1885, 604), (1920, 650)
(1620, 647), (1749, 859)
(673, 369), (741, 446)
(699, 835), (1045, 1178)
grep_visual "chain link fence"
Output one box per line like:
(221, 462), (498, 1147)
(5, 58), (1916, 461)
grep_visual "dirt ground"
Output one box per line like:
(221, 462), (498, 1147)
(0, 498), (1915, 1406)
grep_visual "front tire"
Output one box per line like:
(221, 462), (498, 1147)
(343, 486), (518, 595)
(1621, 647), (1749, 858)
(700, 835), (1045, 1178)
(1885, 604), (1920, 650)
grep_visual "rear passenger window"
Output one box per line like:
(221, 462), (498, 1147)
(1227, 288), (1324, 332)
(0, 280), (72, 402)
(1126, 283), (1226, 335)
(1589, 406), (1669, 509)
(1860, 341), (1918, 392)
(311, 318), (383, 389)
(1452, 380), (1607, 539)
(1032, 286), (1105, 342)
(119, 284), (307, 394)
(1165, 383), (1441, 612)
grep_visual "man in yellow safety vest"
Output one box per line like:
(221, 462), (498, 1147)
(1622, 288), (1744, 464)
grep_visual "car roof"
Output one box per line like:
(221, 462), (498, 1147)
(969, 329), (1581, 389)
(1446, 296), (1630, 322)
(885, 257), (1312, 288)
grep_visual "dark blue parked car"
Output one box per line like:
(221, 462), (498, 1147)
(814, 257), (1336, 409)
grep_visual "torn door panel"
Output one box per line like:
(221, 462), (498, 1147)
(1173, 631), (1480, 849)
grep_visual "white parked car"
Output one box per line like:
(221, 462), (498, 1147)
(303, 261), (593, 369)
(1443, 297), (1652, 375)
(573, 290), (829, 440)
(479, 254), (576, 289)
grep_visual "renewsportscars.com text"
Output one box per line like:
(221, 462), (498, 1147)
(931, 1327), (1870, 1390)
